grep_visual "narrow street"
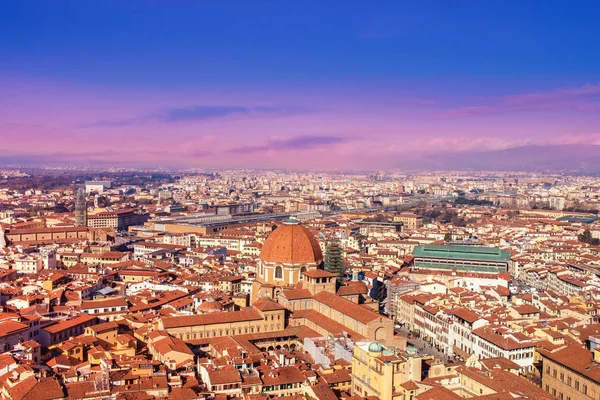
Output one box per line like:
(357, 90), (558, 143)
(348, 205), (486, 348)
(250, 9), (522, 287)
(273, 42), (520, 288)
(406, 337), (453, 362)
(397, 327), (453, 362)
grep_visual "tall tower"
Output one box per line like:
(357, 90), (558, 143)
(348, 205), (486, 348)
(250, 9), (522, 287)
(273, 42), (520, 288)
(40, 247), (57, 269)
(324, 238), (344, 283)
(75, 187), (87, 227)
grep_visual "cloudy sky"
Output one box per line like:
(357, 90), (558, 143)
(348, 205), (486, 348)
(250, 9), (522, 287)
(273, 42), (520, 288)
(1, 1), (600, 169)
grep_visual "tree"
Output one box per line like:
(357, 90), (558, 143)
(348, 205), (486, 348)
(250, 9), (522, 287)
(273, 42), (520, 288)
(444, 232), (453, 242)
(438, 213), (454, 224)
(578, 229), (599, 245)
(451, 216), (467, 227)
(579, 229), (593, 244)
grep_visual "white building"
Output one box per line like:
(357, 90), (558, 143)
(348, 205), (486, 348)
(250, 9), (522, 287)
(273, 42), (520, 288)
(471, 325), (536, 371)
(85, 181), (112, 193)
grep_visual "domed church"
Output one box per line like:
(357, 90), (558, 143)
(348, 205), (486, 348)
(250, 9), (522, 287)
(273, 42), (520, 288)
(251, 218), (397, 347)
(252, 218), (323, 301)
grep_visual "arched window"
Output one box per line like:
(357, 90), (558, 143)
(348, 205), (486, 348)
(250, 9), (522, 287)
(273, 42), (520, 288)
(275, 266), (283, 280)
(300, 266), (307, 280)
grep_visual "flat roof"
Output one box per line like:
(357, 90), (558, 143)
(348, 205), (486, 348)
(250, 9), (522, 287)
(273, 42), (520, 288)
(154, 213), (293, 228)
(412, 244), (510, 262)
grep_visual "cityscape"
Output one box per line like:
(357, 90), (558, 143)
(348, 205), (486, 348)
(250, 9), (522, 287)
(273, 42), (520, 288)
(2, 2), (600, 400)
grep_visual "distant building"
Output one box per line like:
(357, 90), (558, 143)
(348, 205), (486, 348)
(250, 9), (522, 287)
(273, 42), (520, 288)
(393, 213), (424, 230)
(87, 209), (149, 231)
(74, 187), (87, 227)
(85, 180), (111, 193)
(412, 244), (510, 274)
(164, 203), (186, 214)
(214, 202), (254, 215)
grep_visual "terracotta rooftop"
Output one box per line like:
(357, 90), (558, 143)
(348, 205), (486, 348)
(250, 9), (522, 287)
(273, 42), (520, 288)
(313, 291), (381, 325)
(260, 222), (323, 265)
(161, 308), (263, 329)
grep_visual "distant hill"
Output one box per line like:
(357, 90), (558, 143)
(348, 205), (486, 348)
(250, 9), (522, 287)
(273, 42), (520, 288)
(397, 144), (600, 172)
(2, 144), (600, 172)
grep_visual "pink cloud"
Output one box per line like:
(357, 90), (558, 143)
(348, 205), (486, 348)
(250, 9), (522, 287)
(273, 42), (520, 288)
(440, 82), (600, 118)
(2, 76), (600, 169)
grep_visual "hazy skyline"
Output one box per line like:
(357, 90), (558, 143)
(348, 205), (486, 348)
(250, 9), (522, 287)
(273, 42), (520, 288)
(2, 1), (600, 169)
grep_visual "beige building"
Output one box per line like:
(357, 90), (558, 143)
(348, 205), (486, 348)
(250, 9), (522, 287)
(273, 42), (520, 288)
(351, 341), (425, 400)
(87, 209), (147, 230)
(157, 298), (285, 341)
(147, 331), (194, 371)
(540, 344), (600, 400)
(393, 213), (423, 230)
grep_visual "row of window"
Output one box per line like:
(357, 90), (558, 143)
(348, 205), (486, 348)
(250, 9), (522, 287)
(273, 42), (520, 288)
(261, 265), (308, 280)
(263, 383), (301, 391)
(178, 325), (269, 340)
(84, 307), (124, 314)
(546, 385), (573, 400)
(546, 366), (589, 395)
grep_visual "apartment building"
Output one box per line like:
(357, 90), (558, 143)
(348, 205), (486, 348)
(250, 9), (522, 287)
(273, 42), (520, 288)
(87, 209), (148, 230)
(540, 345), (600, 400)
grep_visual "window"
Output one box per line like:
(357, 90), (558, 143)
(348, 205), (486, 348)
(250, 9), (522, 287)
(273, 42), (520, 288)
(275, 266), (283, 280)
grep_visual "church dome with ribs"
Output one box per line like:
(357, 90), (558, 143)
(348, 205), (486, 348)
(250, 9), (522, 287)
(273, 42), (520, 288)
(260, 220), (323, 265)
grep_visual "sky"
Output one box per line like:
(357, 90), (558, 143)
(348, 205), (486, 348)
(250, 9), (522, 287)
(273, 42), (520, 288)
(1, 0), (600, 170)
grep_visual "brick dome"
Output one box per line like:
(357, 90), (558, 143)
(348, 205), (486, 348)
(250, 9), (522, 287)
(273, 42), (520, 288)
(260, 221), (323, 265)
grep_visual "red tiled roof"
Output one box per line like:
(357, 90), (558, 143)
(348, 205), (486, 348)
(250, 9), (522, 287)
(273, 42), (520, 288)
(0, 320), (28, 338)
(260, 223), (323, 264)
(312, 291), (381, 325)
(43, 315), (96, 334)
(161, 308), (262, 329)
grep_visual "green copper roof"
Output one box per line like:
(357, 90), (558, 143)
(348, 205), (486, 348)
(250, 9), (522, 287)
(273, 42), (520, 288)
(412, 244), (510, 262)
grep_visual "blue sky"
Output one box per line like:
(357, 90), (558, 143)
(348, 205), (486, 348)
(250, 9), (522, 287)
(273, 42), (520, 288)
(1, 1), (600, 168)
(4, 1), (600, 85)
